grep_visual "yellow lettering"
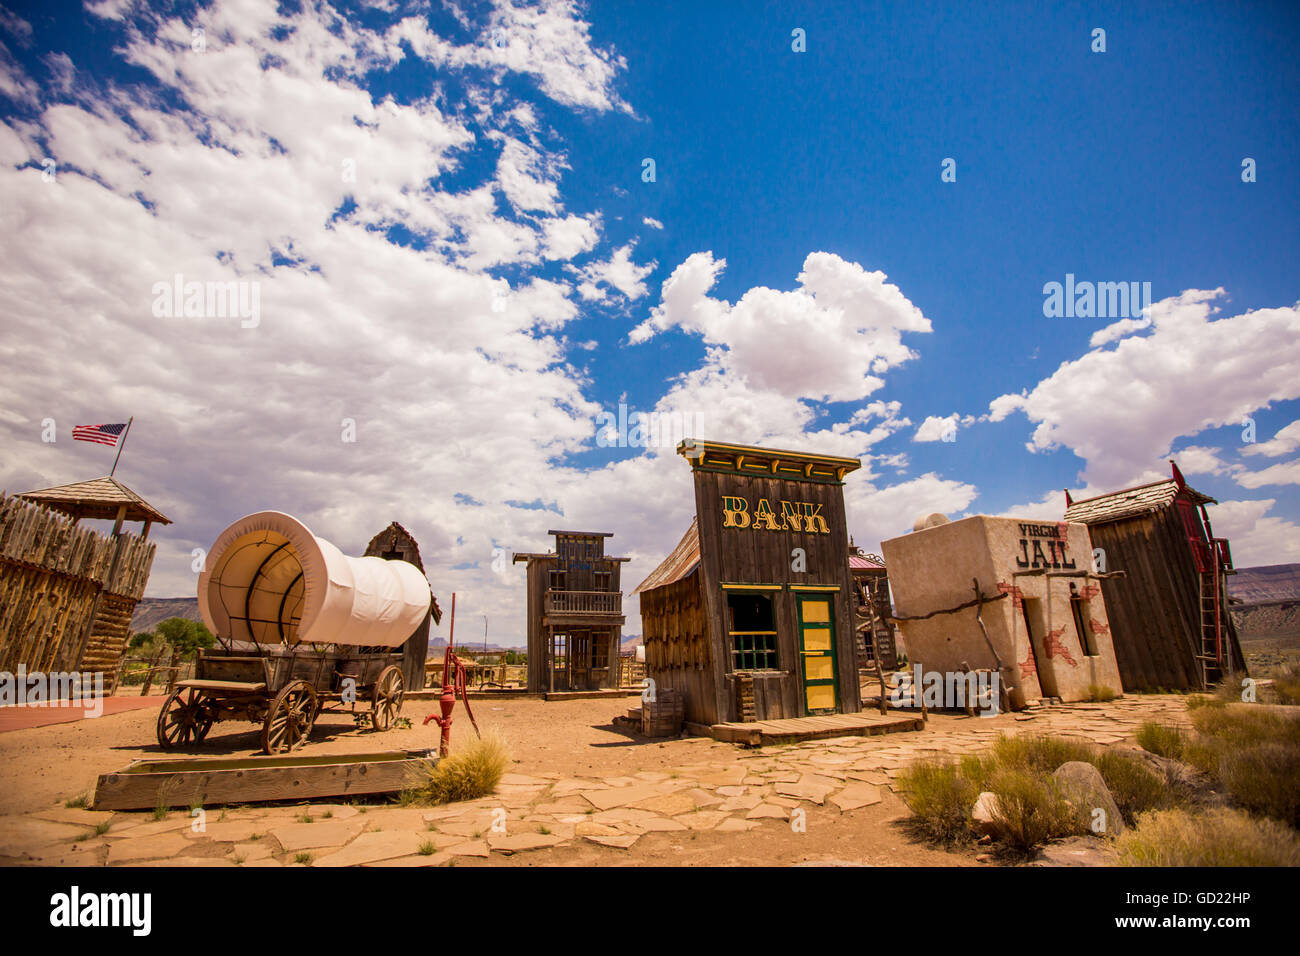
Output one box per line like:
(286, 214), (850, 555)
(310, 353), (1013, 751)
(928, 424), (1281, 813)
(753, 498), (781, 530)
(801, 502), (830, 534)
(721, 496), (750, 528)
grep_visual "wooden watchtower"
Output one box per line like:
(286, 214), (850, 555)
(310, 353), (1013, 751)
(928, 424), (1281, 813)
(513, 531), (628, 693)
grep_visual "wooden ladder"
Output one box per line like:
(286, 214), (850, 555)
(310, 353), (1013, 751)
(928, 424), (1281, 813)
(1195, 538), (1234, 689)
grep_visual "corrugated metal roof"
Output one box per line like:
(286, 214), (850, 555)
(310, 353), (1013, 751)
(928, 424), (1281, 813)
(18, 476), (171, 525)
(849, 553), (885, 571)
(634, 518), (699, 594)
(1063, 478), (1213, 525)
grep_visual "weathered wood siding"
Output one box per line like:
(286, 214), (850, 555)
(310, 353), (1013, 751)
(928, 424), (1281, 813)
(1090, 508), (1243, 690)
(0, 494), (155, 678)
(639, 571), (713, 724)
(692, 470), (860, 723)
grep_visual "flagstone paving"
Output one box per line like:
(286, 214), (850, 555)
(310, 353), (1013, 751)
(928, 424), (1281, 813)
(0, 696), (1191, 867)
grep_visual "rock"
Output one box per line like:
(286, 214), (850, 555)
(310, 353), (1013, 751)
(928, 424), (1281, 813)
(1032, 835), (1119, 867)
(268, 819), (367, 852)
(829, 784), (882, 812)
(313, 830), (428, 866)
(1052, 761), (1125, 837)
(970, 791), (1000, 835)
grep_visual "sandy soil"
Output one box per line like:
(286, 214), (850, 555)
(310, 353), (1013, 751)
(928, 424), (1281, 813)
(0, 694), (984, 866)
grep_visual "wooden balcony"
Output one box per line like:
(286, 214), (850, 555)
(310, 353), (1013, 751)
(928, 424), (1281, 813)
(545, 589), (623, 616)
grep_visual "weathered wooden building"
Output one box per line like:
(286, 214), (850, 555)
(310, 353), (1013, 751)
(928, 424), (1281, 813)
(513, 530), (627, 692)
(1, 477), (168, 686)
(635, 440), (863, 727)
(363, 521), (443, 691)
(848, 543), (898, 670)
(1063, 461), (1244, 691)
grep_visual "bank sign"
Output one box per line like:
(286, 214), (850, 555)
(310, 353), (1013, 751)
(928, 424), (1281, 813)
(720, 496), (831, 534)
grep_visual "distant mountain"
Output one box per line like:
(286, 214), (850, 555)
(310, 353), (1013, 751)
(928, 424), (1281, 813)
(131, 597), (202, 634)
(1228, 564), (1300, 642)
(429, 637), (524, 652)
(621, 634), (642, 649)
(1228, 564), (1300, 605)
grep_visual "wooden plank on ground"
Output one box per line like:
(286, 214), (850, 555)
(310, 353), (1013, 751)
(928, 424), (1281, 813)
(91, 750), (436, 811)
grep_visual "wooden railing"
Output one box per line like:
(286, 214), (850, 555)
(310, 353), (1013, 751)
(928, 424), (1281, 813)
(545, 589), (622, 615)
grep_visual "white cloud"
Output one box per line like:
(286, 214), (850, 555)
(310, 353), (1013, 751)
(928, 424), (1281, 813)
(1243, 418), (1300, 458)
(1206, 498), (1300, 566)
(630, 251), (932, 404)
(988, 288), (1300, 488)
(914, 413), (973, 443)
(570, 241), (656, 302)
(846, 473), (979, 552)
(642, 216), (663, 229)
(1234, 458), (1300, 489)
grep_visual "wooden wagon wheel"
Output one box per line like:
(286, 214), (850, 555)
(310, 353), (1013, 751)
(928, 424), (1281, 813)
(261, 680), (318, 754)
(371, 665), (404, 731)
(156, 687), (215, 748)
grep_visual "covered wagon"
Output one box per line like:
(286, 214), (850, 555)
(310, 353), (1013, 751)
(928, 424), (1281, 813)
(157, 512), (432, 753)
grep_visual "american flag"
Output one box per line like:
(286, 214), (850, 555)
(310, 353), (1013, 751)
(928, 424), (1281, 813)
(72, 423), (127, 447)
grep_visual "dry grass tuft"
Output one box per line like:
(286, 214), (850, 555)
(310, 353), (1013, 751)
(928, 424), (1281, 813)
(402, 730), (510, 806)
(1116, 808), (1300, 867)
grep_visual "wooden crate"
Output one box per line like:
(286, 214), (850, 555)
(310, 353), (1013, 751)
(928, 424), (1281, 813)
(641, 687), (683, 737)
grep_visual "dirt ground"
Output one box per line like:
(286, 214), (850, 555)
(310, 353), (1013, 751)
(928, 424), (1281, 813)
(0, 694), (1188, 866)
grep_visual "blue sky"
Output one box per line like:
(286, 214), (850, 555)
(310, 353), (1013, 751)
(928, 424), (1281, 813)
(2, 0), (1298, 641)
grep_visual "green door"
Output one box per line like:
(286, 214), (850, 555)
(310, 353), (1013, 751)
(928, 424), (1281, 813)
(797, 594), (839, 714)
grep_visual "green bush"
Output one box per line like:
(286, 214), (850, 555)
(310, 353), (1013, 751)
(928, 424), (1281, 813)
(987, 769), (1088, 853)
(1086, 685), (1117, 702)
(894, 758), (980, 845)
(989, 733), (1095, 774)
(1116, 808), (1300, 867)
(1215, 742), (1300, 828)
(1092, 750), (1171, 823)
(1135, 722), (1186, 761)
(402, 731), (510, 806)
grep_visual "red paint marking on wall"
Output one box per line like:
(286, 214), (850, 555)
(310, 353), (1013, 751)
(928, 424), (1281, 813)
(997, 580), (1024, 609)
(1089, 617), (1110, 636)
(1043, 626), (1078, 667)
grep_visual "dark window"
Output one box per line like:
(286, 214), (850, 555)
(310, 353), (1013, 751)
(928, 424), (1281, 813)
(727, 592), (778, 671)
(1070, 597), (1097, 656)
(594, 571), (611, 591)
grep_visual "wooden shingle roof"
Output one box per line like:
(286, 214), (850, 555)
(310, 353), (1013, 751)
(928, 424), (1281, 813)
(634, 518), (699, 594)
(18, 476), (171, 525)
(1063, 478), (1214, 526)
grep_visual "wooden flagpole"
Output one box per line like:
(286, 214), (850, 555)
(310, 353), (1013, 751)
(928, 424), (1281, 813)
(109, 417), (133, 477)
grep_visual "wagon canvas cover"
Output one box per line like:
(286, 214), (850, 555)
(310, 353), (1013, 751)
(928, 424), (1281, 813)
(198, 512), (430, 648)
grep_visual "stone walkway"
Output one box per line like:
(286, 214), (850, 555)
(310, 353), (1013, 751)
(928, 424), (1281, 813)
(0, 696), (1190, 867)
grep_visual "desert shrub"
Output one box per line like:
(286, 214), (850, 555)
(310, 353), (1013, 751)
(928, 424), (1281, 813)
(1215, 742), (1300, 828)
(1272, 665), (1300, 705)
(1091, 750), (1171, 823)
(402, 731), (510, 806)
(990, 733), (1096, 774)
(1086, 685), (1117, 703)
(894, 758), (980, 844)
(1116, 808), (1300, 867)
(1136, 721), (1186, 761)
(987, 768), (1088, 853)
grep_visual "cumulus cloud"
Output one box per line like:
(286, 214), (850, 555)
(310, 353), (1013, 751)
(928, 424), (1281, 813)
(988, 289), (1300, 488)
(630, 251), (932, 404)
(1243, 418), (1300, 458)
(569, 241), (656, 302)
(0, 0), (632, 627)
